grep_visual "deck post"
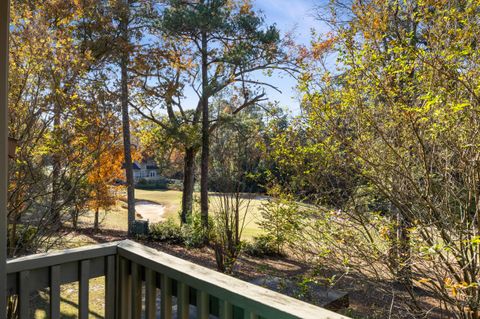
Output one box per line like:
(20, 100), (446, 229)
(0, 0), (10, 316)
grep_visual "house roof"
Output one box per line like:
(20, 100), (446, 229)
(122, 163), (141, 170)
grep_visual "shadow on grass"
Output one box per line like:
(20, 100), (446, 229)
(32, 288), (104, 319)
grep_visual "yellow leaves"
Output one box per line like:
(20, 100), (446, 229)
(451, 102), (470, 113)
(56, 16), (72, 27)
(444, 278), (479, 298)
(239, 0), (252, 15)
(417, 278), (431, 284)
(311, 36), (336, 60)
(379, 225), (391, 240)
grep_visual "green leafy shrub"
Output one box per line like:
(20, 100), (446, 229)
(243, 234), (280, 257)
(150, 213), (212, 248)
(181, 212), (212, 248)
(136, 179), (169, 190)
(7, 224), (37, 255)
(259, 187), (304, 255)
(149, 219), (182, 243)
(166, 179), (183, 191)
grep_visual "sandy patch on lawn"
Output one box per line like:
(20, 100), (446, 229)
(135, 200), (166, 223)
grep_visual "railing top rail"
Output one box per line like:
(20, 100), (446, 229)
(118, 240), (349, 319)
(6, 240), (349, 319)
(6, 241), (119, 273)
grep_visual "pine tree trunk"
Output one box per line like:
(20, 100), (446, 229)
(200, 31), (209, 233)
(119, 0), (135, 236)
(181, 147), (196, 224)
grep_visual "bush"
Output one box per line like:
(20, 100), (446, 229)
(244, 234), (280, 257)
(258, 187), (304, 255)
(149, 213), (213, 248)
(136, 179), (168, 190)
(181, 212), (211, 248)
(166, 179), (183, 191)
(149, 219), (182, 243)
(7, 224), (38, 255)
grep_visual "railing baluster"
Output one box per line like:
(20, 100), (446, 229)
(105, 255), (116, 319)
(79, 260), (90, 319)
(19, 270), (30, 319)
(7, 240), (349, 319)
(50, 265), (61, 319)
(131, 262), (142, 318)
(160, 274), (172, 319)
(145, 268), (157, 319)
(244, 310), (259, 319)
(196, 290), (209, 319)
(177, 281), (189, 319)
(119, 258), (131, 319)
(219, 300), (233, 319)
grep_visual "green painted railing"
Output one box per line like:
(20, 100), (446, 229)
(6, 240), (349, 319)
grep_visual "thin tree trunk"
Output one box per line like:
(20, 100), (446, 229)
(200, 30), (209, 233)
(387, 204), (398, 272)
(8, 214), (16, 257)
(72, 203), (78, 230)
(119, 0), (135, 236)
(94, 206), (99, 232)
(51, 101), (61, 229)
(181, 147), (196, 223)
(397, 213), (412, 288)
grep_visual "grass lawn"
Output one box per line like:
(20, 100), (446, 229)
(31, 277), (106, 319)
(77, 189), (266, 241)
(137, 189), (267, 240)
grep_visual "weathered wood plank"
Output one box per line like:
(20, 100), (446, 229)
(118, 240), (349, 319)
(177, 281), (189, 319)
(19, 271), (30, 319)
(244, 309), (258, 319)
(119, 258), (131, 319)
(161, 274), (172, 319)
(131, 262), (142, 318)
(7, 255), (108, 295)
(6, 241), (119, 274)
(79, 260), (90, 319)
(105, 255), (116, 319)
(145, 268), (157, 319)
(0, 1), (9, 314)
(7, 239), (349, 319)
(197, 290), (209, 319)
(50, 265), (61, 319)
(219, 300), (233, 319)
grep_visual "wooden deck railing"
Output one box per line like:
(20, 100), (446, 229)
(6, 240), (349, 319)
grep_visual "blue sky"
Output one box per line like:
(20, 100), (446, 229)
(180, 0), (330, 115)
(253, 0), (326, 114)
(256, 0), (320, 45)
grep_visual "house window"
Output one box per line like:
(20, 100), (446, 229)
(149, 171), (156, 177)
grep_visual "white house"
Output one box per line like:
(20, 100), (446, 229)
(131, 160), (161, 184)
